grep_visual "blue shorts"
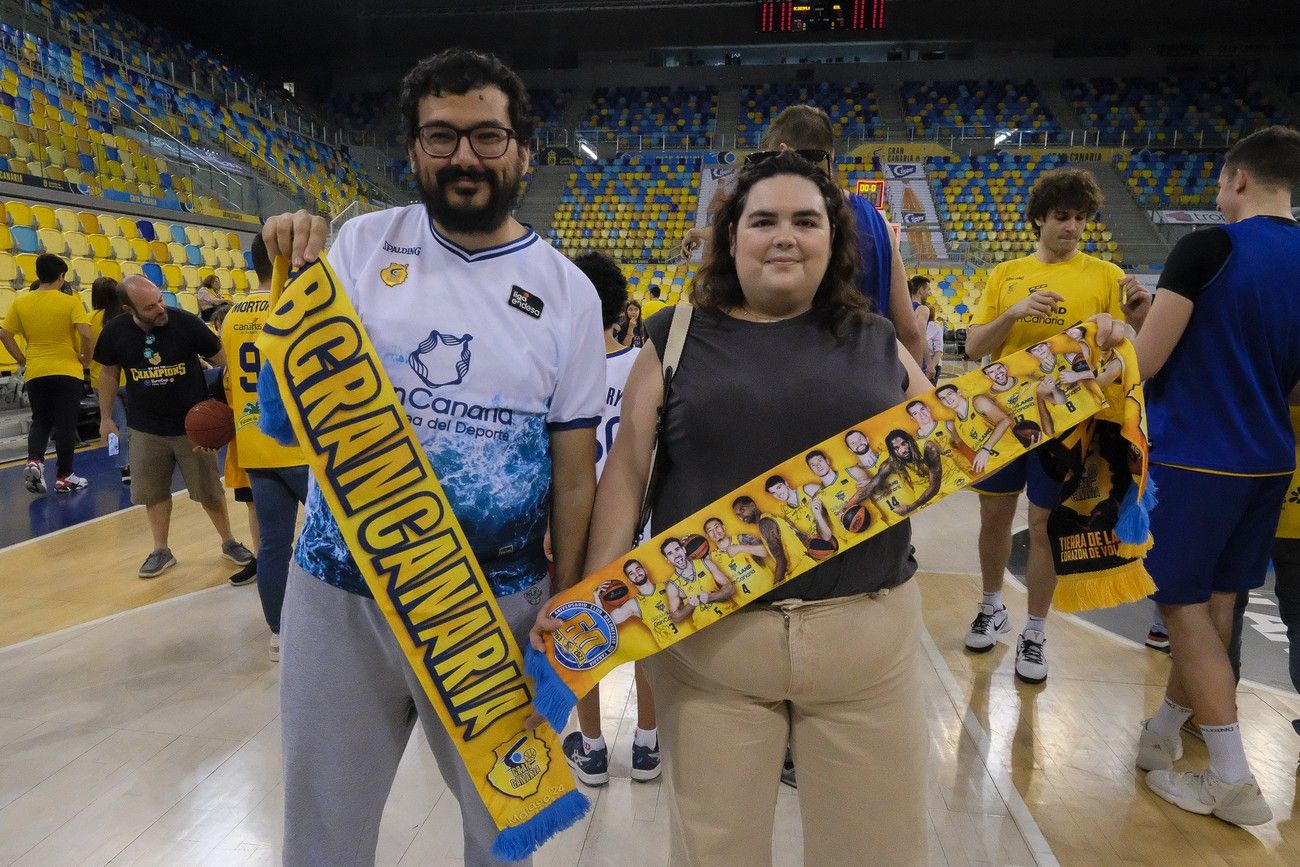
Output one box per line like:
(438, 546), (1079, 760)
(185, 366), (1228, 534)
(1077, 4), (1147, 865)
(969, 452), (1061, 508)
(1146, 464), (1290, 606)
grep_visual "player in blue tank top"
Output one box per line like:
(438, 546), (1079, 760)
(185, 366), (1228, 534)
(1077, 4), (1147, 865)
(1120, 125), (1300, 826)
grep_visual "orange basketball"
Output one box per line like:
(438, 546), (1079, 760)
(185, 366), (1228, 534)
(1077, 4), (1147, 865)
(185, 399), (235, 449)
(806, 537), (838, 561)
(682, 533), (710, 560)
(596, 579), (631, 612)
(841, 503), (870, 534)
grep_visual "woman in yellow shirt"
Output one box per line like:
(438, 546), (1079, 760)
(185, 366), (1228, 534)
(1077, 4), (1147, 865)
(89, 276), (130, 484)
(0, 254), (92, 493)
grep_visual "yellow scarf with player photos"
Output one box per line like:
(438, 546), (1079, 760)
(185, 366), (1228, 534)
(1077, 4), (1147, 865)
(254, 259), (586, 861)
(526, 323), (1156, 729)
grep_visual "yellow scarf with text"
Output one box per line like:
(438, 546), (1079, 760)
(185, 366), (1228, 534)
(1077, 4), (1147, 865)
(255, 259), (586, 861)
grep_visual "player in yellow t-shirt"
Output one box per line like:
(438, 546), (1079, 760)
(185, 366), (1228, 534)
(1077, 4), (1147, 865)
(217, 234), (308, 657)
(863, 429), (943, 519)
(802, 448), (877, 543)
(731, 495), (817, 585)
(959, 168), (1153, 684)
(905, 399), (974, 488)
(0, 254), (92, 494)
(763, 472), (836, 560)
(703, 516), (773, 597)
(659, 537), (734, 630)
(605, 558), (682, 649)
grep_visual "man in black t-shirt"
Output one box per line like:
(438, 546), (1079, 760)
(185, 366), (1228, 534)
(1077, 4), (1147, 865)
(94, 276), (253, 579)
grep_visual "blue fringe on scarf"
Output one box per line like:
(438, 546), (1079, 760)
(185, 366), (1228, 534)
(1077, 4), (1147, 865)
(525, 645), (577, 732)
(256, 361), (298, 446)
(490, 789), (590, 861)
(1115, 475), (1159, 545)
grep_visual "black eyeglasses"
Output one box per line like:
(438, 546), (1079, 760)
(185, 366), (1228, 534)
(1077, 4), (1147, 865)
(744, 148), (833, 171)
(414, 123), (517, 159)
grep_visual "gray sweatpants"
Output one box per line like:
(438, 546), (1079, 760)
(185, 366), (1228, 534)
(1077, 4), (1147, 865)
(280, 562), (543, 866)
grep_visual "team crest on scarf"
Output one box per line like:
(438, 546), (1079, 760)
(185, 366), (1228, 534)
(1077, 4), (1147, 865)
(380, 262), (408, 286)
(410, 330), (473, 388)
(488, 732), (551, 799)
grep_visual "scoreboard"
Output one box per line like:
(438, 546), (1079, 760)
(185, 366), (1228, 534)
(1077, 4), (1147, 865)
(756, 1), (885, 33)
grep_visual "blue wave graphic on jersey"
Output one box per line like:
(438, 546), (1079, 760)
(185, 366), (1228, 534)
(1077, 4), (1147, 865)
(409, 330), (473, 388)
(294, 410), (552, 598)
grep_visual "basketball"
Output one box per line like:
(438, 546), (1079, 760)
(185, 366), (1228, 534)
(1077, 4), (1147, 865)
(596, 579), (631, 612)
(806, 537), (838, 561)
(841, 503), (870, 534)
(185, 399), (235, 449)
(682, 533), (710, 560)
(1012, 420), (1043, 447)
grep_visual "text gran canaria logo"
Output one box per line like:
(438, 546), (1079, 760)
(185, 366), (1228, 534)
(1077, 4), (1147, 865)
(488, 732), (550, 799)
(379, 262), (408, 286)
(409, 330), (473, 388)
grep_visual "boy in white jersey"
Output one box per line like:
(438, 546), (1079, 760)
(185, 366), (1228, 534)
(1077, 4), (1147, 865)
(562, 251), (661, 786)
(261, 50), (605, 867)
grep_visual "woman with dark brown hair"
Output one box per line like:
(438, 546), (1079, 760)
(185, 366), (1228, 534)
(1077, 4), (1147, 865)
(612, 297), (646, 347)
(533, 151), (932, 865)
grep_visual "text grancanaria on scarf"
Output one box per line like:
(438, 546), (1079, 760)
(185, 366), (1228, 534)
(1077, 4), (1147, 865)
(526, 322), (1156, 729)
(255, 259), (586, 861)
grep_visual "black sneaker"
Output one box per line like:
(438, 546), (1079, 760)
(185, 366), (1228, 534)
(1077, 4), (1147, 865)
(562, 731), (609, 786)
(631, 738), (661, 782)
(228, 557), (257, 587)
(780, 746), (797, 788)
(120, 466), (131, 485)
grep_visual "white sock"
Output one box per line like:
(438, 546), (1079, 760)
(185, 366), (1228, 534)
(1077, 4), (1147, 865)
(634, 726), (658, 748)
(582, 734), (606, 753)
(1025, 615), (1047, 635)
(1148, 696), (1193, 736)
(982, 591), (1004, 611)
(1202, 723), (1252, 783)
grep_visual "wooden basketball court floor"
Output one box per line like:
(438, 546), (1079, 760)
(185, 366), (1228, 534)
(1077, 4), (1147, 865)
(1, 488), (1298, 865)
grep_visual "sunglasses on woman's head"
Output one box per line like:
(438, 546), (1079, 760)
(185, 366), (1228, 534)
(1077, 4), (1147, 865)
(743, 149), (832, 169)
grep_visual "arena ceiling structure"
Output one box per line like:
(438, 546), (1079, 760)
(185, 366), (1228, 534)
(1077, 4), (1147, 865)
(116, 0), (1293, 93)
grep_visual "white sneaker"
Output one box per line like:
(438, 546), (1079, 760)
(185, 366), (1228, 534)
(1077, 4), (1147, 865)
(269, 633), (280, 662)
(23, 460), (46, 494)
(1137, 719), (1184, 771)
(1146, 767), (1272, 826)
(964, 603), (1010, 652)
(1015, 630), (1048, 684)
(54, 473), (88, 493)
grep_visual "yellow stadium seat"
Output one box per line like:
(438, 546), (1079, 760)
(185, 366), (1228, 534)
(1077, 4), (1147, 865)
(6, 201), (31, 227)
(177, 290), (198, 313)
(88, 234), (111, 258)
(65, 232), (90, 257)
(36, 227), (66, 255)
(162, 263), (183, 288)
(0, 224), (11, 252)
(116, 216), (139, 239)
(31, 205), (56, 230)
(15, 252), (37, 283)
(69, 257), (97, 285)
(54, 207), (78, 232)
(230, 269), (248, 292)
(166, 241), (186, 264)
(180, 265), (202, 290)
(151, 221), (170, 242)
(214, 267), (232, 290)
(0, 252), (17, 286)
(199, 227), (216, 248)
(97, 214), (119, 237)
(95, 259), (122, 281)
(148, 239), (168, 263)
(183, 225), (202, 246)
(76, 211), (98, 235)
(213, 248), (231, 269)
(109, 235), (132, 260)
(200, 247), (217, 268)
(119, 261), (143, 279)
(130, 238), (150, 261)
